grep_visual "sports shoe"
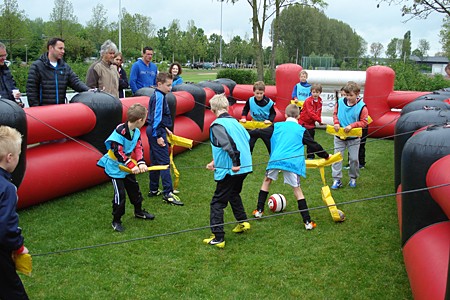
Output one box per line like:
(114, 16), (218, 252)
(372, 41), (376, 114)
(349, 178), (357, 188)
(148, 189), (162, 197)
(173, 189), (180, 194)
(112, 221), (124, 232)
(359, 164), (365, 169)
(232, 222), (251, 233)
(304, 220), (316, 230)
(134, 209), (155, 220)
(343, 164), (350, 170)
(331, 180), (343, 190)
(252, 209), (264, 218)
(203, 235), (225, 248)
(163, 192), (184, 206)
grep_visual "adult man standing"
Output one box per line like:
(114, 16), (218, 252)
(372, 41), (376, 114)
(26, 37), (89, 107)
(86, 40), (119, 98)
(0, 43), (23, 107)
(129, 46), (158, 94)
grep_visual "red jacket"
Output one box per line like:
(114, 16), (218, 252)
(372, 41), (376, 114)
(299, 96), (323, 129)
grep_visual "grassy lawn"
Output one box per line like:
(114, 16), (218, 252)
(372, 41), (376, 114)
(17, 129), (411, 299)
(181, 69), (219, 83)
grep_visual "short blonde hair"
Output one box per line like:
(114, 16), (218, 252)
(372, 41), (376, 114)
(311, 83), (322, 93)
(344, 82), (360, 94)
(209, 94), (229, 114)
(285, 104), (300, 118)
(0, 126), (22, 159)
(299, 70), (308, 78)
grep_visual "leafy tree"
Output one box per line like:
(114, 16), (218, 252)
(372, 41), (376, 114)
(206, 33), (223, 62)
(386, 37), (403, 59)
(49, 0), (77, 38)
(0, 0), (28, 59)
(370, 42), (384, 59)
(401, 30), (411, 61)
(166, 20), (182, 62)
(120, 8), (155, 58)
(183, 20), (208, 63)
(86, 3), (109, 51)
(440, 16), (450, 57)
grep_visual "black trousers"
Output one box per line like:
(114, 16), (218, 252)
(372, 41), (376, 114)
(359, 126), (368, 165)
(305, 128), (316, 159)
(111, 174), (143, 222)
(249, 129), (271, 154)
(210, 174), (248, 239)
(0, 249), (28, 300)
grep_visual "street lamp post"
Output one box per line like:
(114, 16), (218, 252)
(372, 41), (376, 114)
(219, 1), (223, 67)
(118, 0), (122, 52)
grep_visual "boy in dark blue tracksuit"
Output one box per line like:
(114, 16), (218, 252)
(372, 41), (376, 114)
(0, 126), (29, 299)
(146, 72), (183, 206)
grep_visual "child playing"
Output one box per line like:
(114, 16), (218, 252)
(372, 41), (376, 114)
(146, 72), (183, 206)
(203, 94), (252, 248)
(240, 81), (276, 153)
(331, 82), (369, 189)
(299, 83), (324, 159)
(0, 125), (29, 299)
(251, 104), (330, 230)
(97, 103), (155, 232)
(291, 70), (311, 102)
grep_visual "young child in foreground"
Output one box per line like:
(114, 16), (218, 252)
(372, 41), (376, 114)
(331, 82), (368, 189)
(298, 83), (324, 159)
(204, 94), (252, 248)
(291, 70), (311, 102)
(97, 103), (155, 232)
(240, 81), (276, 153)
(0, 125), (29, 299)
(250, 104), (330, 230)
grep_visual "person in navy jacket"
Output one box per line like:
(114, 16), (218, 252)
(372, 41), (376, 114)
(0, 126), (29, 299)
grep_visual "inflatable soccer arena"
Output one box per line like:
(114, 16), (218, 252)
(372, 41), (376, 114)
(1, 64), (449, 299)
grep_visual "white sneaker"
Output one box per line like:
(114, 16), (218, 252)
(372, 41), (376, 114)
(304, 221), (316, 230)
(252, 209), (264, 218)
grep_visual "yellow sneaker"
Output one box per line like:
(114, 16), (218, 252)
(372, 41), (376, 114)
(232, 222), (251, 233)
(203, 235), (225, 248)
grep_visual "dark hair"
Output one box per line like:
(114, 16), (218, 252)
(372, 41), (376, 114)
(156, 72), (173, 84)
(47, 37), (65, 50)
(142, 46), (153, 54)
(127, 103), (148, 122)
(311, 83), (322, 93)
(169, 62), (182, 75)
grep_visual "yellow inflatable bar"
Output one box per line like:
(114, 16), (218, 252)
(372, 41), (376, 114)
(239, 120), (272, 130)
(326, 124), (362, 139)
(290, 99), (304, 109)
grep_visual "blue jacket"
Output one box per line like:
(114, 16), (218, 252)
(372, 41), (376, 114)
(147, 89), (172, 138)
(172, 75), (183, 86)
(129, 59), (158, 93)
(0, 64), (18, 101)
(0, 167), (23, 252)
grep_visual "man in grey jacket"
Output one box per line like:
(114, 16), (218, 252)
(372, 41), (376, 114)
(26, 37), (89, 107)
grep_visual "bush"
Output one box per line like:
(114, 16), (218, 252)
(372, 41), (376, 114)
(390, 61), (449, 91)
(216, 69), (256, 84)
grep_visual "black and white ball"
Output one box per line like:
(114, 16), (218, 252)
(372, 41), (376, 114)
(267, 194), (287, 212)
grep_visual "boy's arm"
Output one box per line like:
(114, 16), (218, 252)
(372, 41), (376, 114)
(0, 186), (24, 252)
(292, 85), (297, 99)
(241, 101), (250, 119)
(249, 124), (274, 141)
(302, 130), (329, 158)
(268, 104), (276, 122)
(210, 124), (241, 167)
(129, 64), (138, 94)
(333, 102), (340, 129)
(112, 141), (136, 169)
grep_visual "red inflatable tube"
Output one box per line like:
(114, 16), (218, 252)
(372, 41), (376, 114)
(17, 140), (106, 209)
(204, 87), (215, 108)
(403, 222), (450, 300)
(26, 103), (96, 144)
(427, 155), (450, 219)
(275, 63), (302, 111)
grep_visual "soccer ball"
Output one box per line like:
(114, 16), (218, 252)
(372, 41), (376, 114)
(267, 194), (287, 212)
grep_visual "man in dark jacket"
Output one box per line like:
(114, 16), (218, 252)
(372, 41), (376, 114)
(26, 37), (89, 107)
(0, 43), (23, 107)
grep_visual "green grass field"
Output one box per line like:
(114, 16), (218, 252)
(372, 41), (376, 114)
(18, 130), (412, 299)
(181, 69), (219, 83)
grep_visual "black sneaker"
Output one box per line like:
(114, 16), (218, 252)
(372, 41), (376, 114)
(135, 209), (155, 220)
(112, 221), (124, 232)
(148, 190), (162, 197)
(162, 192), (184, 206)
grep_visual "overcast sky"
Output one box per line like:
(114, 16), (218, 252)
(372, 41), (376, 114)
(20, 0), (444, 56)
